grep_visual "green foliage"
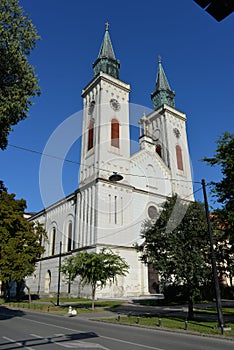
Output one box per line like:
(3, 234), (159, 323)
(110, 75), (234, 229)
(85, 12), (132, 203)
(138, 195), (211, 318)
(203, 132), (234, 207)
(0, 189), (46, 286)
(0, 0), (40, 149)
(203, 132), (234, 285)
(61, 249), (129, 309)
(0, 180), (7, 194)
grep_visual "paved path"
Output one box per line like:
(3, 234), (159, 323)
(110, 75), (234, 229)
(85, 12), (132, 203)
(63, 299), (234, 323)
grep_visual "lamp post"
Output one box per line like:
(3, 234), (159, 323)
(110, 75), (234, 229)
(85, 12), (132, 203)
(201, 179), (224, 334)
(57, 241), (62, 306)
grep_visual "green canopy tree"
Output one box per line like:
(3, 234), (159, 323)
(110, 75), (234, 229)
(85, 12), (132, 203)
(138, 195), (211, 319)
(0, 186), (46, 300)
(203, 132), (234, 286)
(61, 249), (129, 310)
(0, 0), (40, 150)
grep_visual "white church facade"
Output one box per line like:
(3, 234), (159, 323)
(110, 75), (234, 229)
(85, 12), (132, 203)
(27, 24), (194, 299)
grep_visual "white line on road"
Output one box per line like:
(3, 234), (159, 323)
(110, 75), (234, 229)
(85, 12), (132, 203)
(2, 336), (35, 350)
(30, 333), (110, 349)
(101, 335), (164, 350)
(19, 317), (165, 350)
(30, 334), (44, 339)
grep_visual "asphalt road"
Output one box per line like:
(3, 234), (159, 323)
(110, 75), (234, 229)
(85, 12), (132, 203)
(0, 306), (233, 350)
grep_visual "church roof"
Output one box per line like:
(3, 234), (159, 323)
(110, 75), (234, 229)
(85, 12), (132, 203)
(151, 56), (175, 110)
(97, 22), (116, 60)
(93, 23), (120, 79)
(155, 55), (171, 91)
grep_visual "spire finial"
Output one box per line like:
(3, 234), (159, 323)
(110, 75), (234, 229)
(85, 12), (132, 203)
(93, 22), (120, 79)
(158, 55), (161, 63)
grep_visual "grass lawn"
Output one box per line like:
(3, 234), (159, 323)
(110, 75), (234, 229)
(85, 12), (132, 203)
(101, 314), (234, 337)
(0, 297), (123, 315)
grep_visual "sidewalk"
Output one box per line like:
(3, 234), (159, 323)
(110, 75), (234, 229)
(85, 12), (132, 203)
(64, 299), (234, 323)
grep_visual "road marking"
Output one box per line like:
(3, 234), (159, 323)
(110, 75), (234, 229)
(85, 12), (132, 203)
(101, 335), (164, 350)
(19, 317), (164, 350)
(2, 336), (35, 350)
(30, 333), (109, 349)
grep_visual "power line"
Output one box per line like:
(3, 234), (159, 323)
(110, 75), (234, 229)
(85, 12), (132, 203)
(9, 143), (202, 185)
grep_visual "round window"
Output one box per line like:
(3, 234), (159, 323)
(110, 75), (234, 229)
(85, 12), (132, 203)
(148, 205), (157, 220)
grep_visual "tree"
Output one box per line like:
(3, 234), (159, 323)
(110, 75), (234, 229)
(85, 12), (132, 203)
(203, 132), (234, 286)
(0, 0), (40, 150)
(0, 188), (46, 300)
(61, 249), (129, 310)
(138, 195), (211, 319)
(0, 180), (7, 194)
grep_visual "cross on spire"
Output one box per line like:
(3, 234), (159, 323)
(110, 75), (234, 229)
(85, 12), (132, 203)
(93, 22), (120, 79)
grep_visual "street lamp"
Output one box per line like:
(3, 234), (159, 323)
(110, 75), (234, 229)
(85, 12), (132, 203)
(109, 172), (123, 182)
(201, 179), (224, 334)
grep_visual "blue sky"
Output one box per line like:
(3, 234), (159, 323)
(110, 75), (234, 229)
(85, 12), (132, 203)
(1, 0), (234, 212)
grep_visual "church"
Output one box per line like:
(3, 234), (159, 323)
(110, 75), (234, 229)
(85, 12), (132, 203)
(27, 24), (194, 299)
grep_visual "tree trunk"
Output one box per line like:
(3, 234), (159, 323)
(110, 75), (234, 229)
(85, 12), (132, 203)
(25, 284), (31, 304)
(2, 281), (10, 301)
(91, 286), (96, 311)
(188, 298), (194, 320)
(16, 280), (27, 301)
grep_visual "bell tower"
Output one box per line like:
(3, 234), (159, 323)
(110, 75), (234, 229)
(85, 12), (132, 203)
(79, 23), (131, 187)
(139, 56), (193, 200)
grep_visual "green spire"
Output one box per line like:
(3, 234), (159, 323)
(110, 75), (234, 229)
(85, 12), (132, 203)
(151, 56), (175, 110)
(93, 22), (120, 79)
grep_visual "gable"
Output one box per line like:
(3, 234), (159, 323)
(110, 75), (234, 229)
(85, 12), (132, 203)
(130, 148), (172, 196)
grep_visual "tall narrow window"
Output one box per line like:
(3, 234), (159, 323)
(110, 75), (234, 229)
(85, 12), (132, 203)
(114, 195), (117, 224)
(51, 227), (56, 255)
(176, 145), (183, 171)
(108, 194), (111, 224)
(121, 196), (123, 225)
(111, 118), (119, 148)
(44, 270), (51, 293)
(88, 119), (94, 151)
(67, 222), (72, 252)
(156, 144), (162, 158)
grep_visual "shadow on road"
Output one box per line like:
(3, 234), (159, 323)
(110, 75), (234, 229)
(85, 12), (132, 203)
(0, 306), (25, 320)
(0, 332), (99, 349)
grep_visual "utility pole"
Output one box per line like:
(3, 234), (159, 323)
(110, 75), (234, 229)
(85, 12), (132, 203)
(201, 179), (224, 334)
(57, 241), (62, 306)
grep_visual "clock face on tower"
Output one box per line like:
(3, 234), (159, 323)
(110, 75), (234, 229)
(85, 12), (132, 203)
(110, 98), (121, 111)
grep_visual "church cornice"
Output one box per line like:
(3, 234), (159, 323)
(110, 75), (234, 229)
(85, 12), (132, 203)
(145, 104), (186, 123)
(157, 104), (186, 121)
(28, 190), (78, 221)
(82, 71), (130, 98)
(95, 176), (170, 199)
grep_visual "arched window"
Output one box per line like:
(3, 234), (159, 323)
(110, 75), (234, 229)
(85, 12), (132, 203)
(176, 145), (183, 171)
(87, 119), (94, 151)
(156, 144), (162, 158)
(44, 270), (51, 293)
(111, 118), (119, 148)
(51, 227), (56, 255)
(67, 222), (72, 252)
